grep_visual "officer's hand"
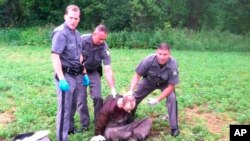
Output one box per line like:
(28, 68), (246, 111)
(59, 79), (70, 91)
(90, 135), (106, 141)
(147, 98), (159, 106)
(111, 88), (117, 98)
(82, 74), (90, 86)
(124, 90), (133, 96)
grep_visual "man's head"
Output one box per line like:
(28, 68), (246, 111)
(64, 5), (80, 30)
(121, 95), (136, 113)
(156, 43), (171, 65)
(92, 24), (108, 46)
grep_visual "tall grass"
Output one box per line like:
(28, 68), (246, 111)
(0, 26), (53, 46)
(0, 26), (249, 52)
(0, 29), (21, 45)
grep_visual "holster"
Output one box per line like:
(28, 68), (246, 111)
(62, 66), (83, 76)
(87, 66), (103, 77)
(97, 66), (103, 77)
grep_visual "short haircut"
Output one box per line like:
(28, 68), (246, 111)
(94, 24), (108, 33)
(122, 95), (135, 106)
(65, 5), (80, 15)
(157, 42), (171, 51)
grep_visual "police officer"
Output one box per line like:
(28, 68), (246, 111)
(51, 5), (89, 141)
(77, 24), (117, 131)
(126, 42), (180, 137)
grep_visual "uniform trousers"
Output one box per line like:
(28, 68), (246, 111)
(132, 78), (178, 130)
(55, 73), (85, 141)
(77, 71), (103, 127)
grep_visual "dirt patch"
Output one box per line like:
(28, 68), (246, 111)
(185, 105), (234, 140)
(0, 107), (16, 128)
(148, 130), (162, 138)
(147, 112), (171, 139)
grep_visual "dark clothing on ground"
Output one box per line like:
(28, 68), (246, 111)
(95, 95), (152, 141)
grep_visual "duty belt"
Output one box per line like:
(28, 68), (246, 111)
(86, 69), (96, 73)
(149, 81), (166, 87)
(62, 66), (83, 76)
(86, 66), (103, 77)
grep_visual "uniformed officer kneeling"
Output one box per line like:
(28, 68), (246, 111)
(126, 42), (180, 137)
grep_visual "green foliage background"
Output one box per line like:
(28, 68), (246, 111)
(0, 27), (250, 52)
(0, 0), (250, 34)
(0, 0), (249, 139)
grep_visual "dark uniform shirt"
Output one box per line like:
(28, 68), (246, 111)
(51, 23), (82, 68)
(81, 34), (111, 72)
(136, 54), (179, 86)
(95, 95), (131, 135)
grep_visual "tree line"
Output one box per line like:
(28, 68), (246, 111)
(0, 0), (249, 34)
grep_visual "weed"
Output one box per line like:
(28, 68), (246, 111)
(0, 46), (249, 140)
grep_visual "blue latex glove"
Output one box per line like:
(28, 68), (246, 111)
(82, 74), (90, 86)
(59, 79), (69, 91)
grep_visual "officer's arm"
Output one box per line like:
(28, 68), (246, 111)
(80, 54), (85, 73)
(129, 72), (141, 92)
(80, 54), (83, 64)
(51, 53), (64, 80)
(104, 65), (115, 89)
(157, 84), (175, 101)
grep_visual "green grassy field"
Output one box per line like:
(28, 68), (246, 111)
(0, 45), (249, 141)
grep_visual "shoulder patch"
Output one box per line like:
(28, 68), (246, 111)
(105, 50), (110, 56)
(172, 69), (178, 76)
